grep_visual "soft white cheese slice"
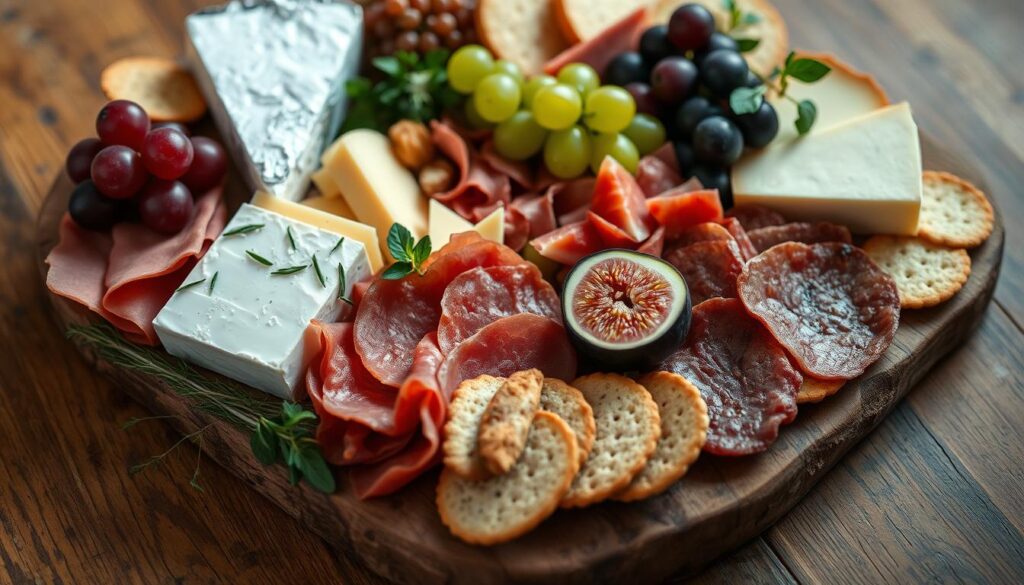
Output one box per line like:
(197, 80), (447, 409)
(732, 102), (922, 235)
(153, 204), (371, 400)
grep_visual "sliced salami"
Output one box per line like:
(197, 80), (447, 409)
(747, 221), (853, 254)
(726, 205), (786, 231)
(719, 217), (758, 261)
(670, 222), (733, 249)
(437, 265), (561, 355)
(737, 242), (900, 380)
(657, 298), (801, 456)
(439, 313), (577, 394)
(664, 239), (745, 305)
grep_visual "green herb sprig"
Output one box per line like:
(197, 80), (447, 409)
(251, 403), (335, 493)
(175, 278), (206, 293)
(66, 324), (335, 494)
(271, 265), (308, 276)
(341, 50), (460, 133)
(337, 263), (352, 305)
(382, 223), (431, 280)
(730, 51), (831, 135)
(223, 224), (264, 237)
(723, 0), (761, 33)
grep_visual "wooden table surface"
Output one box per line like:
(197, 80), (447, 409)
(2, 0), (1022, 582)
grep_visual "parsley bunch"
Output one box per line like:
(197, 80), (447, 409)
(342, 50), (460, 133)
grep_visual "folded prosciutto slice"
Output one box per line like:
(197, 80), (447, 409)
(46, 187), (225, 345)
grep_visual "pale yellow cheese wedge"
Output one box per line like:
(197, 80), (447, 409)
(301, 195), (355, 221)
(428, 199), (506, 246)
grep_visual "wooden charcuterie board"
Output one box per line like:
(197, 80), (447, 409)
(35, 134), (1003, 584)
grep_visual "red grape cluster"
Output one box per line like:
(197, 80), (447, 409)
(65, 100), (227, 234)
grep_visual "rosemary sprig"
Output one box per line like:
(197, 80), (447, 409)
(337, 263), (352, 305)
(65, 324), (334, 493)
(208, 271), (219, 295)
(247, 250), (273, 266)
(223, 224), (264, 237)
(329, 236), (345, 256)
(286, 226), (297, 250)
(271, 265), (308, 276)
(175, 278), (206, 293)
(311, 255), (327, 287)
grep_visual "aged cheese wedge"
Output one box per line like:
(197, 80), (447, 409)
(321, 129), (429, 249)
(310, 167), (341, 199)
(428, 199), (505, 246)
(770, 52), (889, 143)
(301, 195), (355, 221)
(153, 203), (372, 399)
(732, 102), (922, 235)
(252, 191), (383, 272)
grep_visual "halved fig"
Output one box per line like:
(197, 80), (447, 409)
(562, 249), (691, 371)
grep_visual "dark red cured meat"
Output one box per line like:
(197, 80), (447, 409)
(542, 7), (647, 75)
(551, 178), (596, 226)
(354, 233), (526, 386)
(719, 217), (758, 261)
(439, 313), (577, 394)
(530, 220), (603, 265)
(664, 239), (745, 305)
(636, 154), (682, 198)
(646, 188), (723, 238)
(747, 221), (853, 254)
(737, 242), (900, 380)
(437, 265), (561, 355)
(307, 322), (449, 498)
(670, 221), (733, 249)
(509, 191), (557, 238)
(726, 205), (786, 231)
(649, 141), (680, 174)
(657, 298), (801, 456)
(636, 225), (666, 257)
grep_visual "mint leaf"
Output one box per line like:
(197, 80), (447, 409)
(412, 235), (432, 267)
(795, 99), (817, 135)
(786, 58), (831, 83)
(729, 85), (766, 115)
(296, 447), (336, 493)
(736, 38), (760, 52)
(387, 224), (413, 262)
(382, 262), (413, 280)
(251, 422), (278, 465)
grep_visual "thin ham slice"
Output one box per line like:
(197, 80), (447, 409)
(46, 187), (225, 345)
(509, 191), (557, 238)
(636, 152), (682, 197)
(530, 220), (604, 265)
(307, 322), (448, 498)
(543, 8), (648, 76)
(438, 313), (577, 395)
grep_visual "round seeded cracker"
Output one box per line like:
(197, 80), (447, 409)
(863, 235), (972, 309)
(918, 171), (994, 249)
(539, 378), (596, 469)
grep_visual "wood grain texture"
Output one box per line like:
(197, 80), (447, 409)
(2, 0), (1023, 582)
(31, 131), (1004, 583)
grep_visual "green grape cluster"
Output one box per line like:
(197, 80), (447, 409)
(446, 45), (666, 180)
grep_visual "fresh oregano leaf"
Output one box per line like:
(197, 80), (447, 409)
(381, 261), (413, 280)
(729, 85), (767, 115)
(736, 38), (760, 52)
(297, 447), (336, 493)
(251, 421), (278, 465)
(785, 58), (832, 83)
(387, 223), (413, 261)
(412, 235), (432, 267)
(795, 99), (818, 135)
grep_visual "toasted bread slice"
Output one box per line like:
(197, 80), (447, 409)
(478, 369), (544, 475)
(539, 378), (596, 468)
(616, 372), (708, 502)
(437, 411), (578, 545)
(443, 375), (504, 480)
(555, 0), (655, 44)
(562, 373), (661, 508)
(476, 0), (569, 76)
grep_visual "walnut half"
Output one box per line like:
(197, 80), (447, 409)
(418, 158), (456, 196)
(388, 120), (434, 170)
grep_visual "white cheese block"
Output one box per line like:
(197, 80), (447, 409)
(428, 200), (505, 246)
(732, 102), (922, 235)
(153, 204), (371, 400)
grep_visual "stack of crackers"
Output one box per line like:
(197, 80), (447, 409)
(437, 369), (709, 545)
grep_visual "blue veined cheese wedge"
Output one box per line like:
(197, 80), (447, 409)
(732, 102), (922, 235)
(185, 0), (363, 202)
(152, 204), (371, 400)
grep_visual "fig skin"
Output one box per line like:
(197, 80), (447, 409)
(561, 249), (692, 373)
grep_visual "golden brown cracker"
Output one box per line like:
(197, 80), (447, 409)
(863, 235), (971, 309)
(918, 171), (994, 249)
(101, 57), (206, 122)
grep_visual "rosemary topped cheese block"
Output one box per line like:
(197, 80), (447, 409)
(152, 203), (371, 400)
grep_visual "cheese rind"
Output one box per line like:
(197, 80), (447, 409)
(733, 103), (921, 235)
(252, 191), (383, 272)
(152, 204), (371, 399)
(321, 129), (428, 248)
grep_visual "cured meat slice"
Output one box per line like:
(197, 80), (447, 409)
(726, 205), (786, 231)
(657, 298), (801, 456)
(542, 7), (647, 75)
(636, 154), (682, 198)
(530, 220), (603, 265)
(737, 242), (900, 380)
(664, 239), (745, 305)
(509, 192), (557, 238)
(719, 217), (758, 261)
(307, 322), (449, 498)
(591, 157), (652, 242)
(636, 226), (666, 258)
(670, 222), (733, 249)
(355, 233), (526, 386)
(747, 221), (853, 254)
(439, 313), (577, 394)
(588, 211), (638, 248)
(646, 188), (724, 238)
(437, 265), (561, 355)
